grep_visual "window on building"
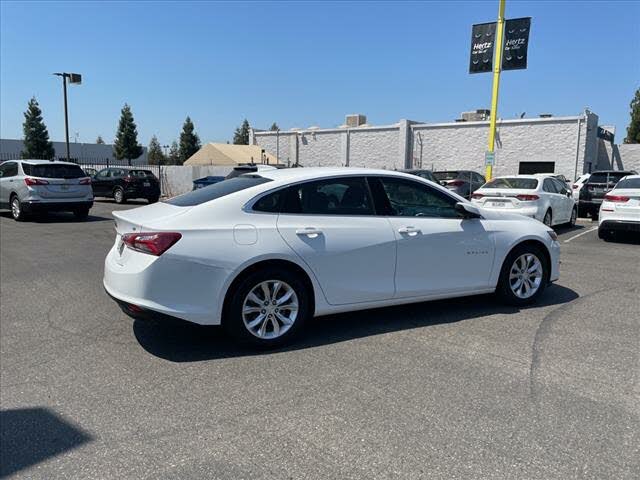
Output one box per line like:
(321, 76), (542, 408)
(518, 162), (555, 175)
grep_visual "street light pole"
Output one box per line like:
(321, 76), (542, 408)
(53, 72), (82, 162)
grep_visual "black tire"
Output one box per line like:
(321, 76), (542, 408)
(223, 267), (311, 348)
(567, 206), (577, 227)
(74, 208), (90, 221)
(148, 195), (160, 204)
(10, 195), (27, 221)
(496, 243), (550, 306)
(113, 187), (126, 204)
(598, 227), (614, 242)
(543, 209), (552, 227)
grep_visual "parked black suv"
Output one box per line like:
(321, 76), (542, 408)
(579, 170), (638, 218)
(433, 170), (486, 199)
(92, 168), (160, 204)
(400, 169), (437, 183)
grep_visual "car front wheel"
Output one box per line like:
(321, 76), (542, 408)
(113, 187), (126, 204)
(496, 244), (549, 306)
(224, 268), (311, 348)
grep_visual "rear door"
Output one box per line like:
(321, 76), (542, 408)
(542, 178), (563, 224)
(550, 177), (573, 222)
(371, 176), (495, 297)
(276, 176), (397, 305)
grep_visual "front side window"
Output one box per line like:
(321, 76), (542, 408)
(551, 178), (568, 194)
(376, 177), (460, 218)
(0, 162), (18, 178)
(543, 179), (557, 193)
(96, 168), (109, 178)
(281, 177), (374, 215)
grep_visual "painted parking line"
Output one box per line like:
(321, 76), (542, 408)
(564, 226), (598, 243)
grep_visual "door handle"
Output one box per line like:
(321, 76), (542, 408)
(295, 227), (322, 238)
(398, 226), (420, 236)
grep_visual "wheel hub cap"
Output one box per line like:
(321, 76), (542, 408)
(242, 280), (298, 339)
(509, 254), (543, 299)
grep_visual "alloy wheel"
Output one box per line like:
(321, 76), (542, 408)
(114, 189), (124, 203)
(509, 254), (543, 299)
(242, 280), (299, 339)
(11, 198), (20, 219)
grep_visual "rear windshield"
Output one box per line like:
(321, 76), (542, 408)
(165, 175), (271, 207)
(129, 170), (155, 178)
(615, 178), (640, 189)
(226, 167), (257, 179)
(483, 178), (538, 189)
(433, 171), (460, 181)
(22, 163), (86, 179)
(588, 172), (629, 184)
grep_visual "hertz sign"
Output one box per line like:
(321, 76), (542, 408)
(470, 17), (531, 74)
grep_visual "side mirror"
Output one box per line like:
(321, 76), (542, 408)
(455, 202), (482, 219)
(440, 181), (448, 186)
(566, 190), (571, 197)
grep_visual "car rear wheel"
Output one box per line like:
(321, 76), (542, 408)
(224, 268), (311, 348)
(598, 227), (614, 242)
(10, 195), (26, 221)
(74, 208), (90, 221)
(113, 187), (126, 204)
(148, 195), (159, 204)
(543, 209), (552, 227)
(496, 244), (549, 306)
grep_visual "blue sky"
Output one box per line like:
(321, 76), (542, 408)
(1, 1), (639, 146)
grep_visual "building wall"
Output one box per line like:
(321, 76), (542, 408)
(597, 142), (640, 173)
(0, 138), (148, 163)
(349, 127), (401, 169)
(299, 131), (343, 167)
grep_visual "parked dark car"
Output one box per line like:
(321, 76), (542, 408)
(433, 170), (486, 199)
(400, 169), (437, 183)
(578, 169), (638, 218)
(82, 167), (98, 178)
(92, 167), (160, 204)
(192, 175), (225, 190)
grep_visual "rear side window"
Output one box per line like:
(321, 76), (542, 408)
(615, 178), (640, 189)
(253, 190), (284, 213)
(165, 176), (272, 207)
(483, 178), (538, 189)
(433, 171), (460, 181)
(281, 177), (374, 215)
(22, 163), (85, 179)
(0, 162), (18, 177)
(130, 170), (155, 178)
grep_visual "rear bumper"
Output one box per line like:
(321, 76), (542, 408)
(22, 200), (93, 213)
(598, 220), (640, 233)
(478, 205), (541, 221)
(124, 185), (160, 198)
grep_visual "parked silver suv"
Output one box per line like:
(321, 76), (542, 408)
(0, 159), (93, 221)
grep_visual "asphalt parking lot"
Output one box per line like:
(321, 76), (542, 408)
(1, 201), (638, 479)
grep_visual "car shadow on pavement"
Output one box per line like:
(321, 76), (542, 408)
(133, 284), (579, 362)
(0, 407), (93, 478)
(94, 199), (149, 205)
(0, 211), (111, 223)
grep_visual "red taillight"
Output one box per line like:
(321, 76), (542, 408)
(24, 177), (49, 186)
(516, 194), (540, 201)
(604, 194), (629, 203)
(572, 184), (579, 189)
(79, 177), (91, 185)
(448, 180), (464, 187)
(471, 193), (484, 199)
(121, 232), (182, 256)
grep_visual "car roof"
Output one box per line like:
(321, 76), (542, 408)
(16, 159), (80, 166)
(256, 167), (425, 183)
(489, 174), (541, 180)
(618, 174), (640, 180)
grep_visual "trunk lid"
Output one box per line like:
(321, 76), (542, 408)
(473, 188), (539, 209)
(113, 202), (191, 234)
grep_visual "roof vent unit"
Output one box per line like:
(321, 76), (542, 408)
(539, 113), (553, 118)
(345, 114), (367, 128)
(461, 109), (491, 121)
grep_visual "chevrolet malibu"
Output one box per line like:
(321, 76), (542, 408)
(104, 168), (560, 347)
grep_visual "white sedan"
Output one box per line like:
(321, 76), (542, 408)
(598, 174), (640, 240)
(104, 168), (560, 347)
(471, 174), (577, 227)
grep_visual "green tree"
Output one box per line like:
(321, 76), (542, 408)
(21, 97), (54, 159)
(95, 135), (105, 144)
(233, 119), (250, 145)
(148, 135), (165, 165)
(624, 88), (640, 144)
(269, 122), (279, 131)
(113, 104), (143, 165)
(167, 141), (180, 165)
(179, 116), (201, 163)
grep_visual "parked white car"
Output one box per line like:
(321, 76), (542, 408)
(571, 173), (590, 201)
(598, 174), (640, 240)
(471, 174), (577, 227)
(104, 168), (560, 347)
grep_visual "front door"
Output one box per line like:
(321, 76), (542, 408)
(370, 176), (495, 298)
(276, 176), (397, 305)
(92, 168), (111, 196)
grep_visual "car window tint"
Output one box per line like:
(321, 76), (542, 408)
(378, 177), (460, 218)
(165, 176), (272, 207)
(0, 162), (18, 177)
(483, 178), (538, 189)
(281, 177), (374, 215)
(433, 171), (459, 181)
(253, 189), (283, 213)
(96, 168), (109, 178)
(588, 172), (628, 184)
(23, 163), (85, 179)
(543, 179), (557, 193)
(551, 178), (567, 193)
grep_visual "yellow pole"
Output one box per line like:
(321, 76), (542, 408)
(486, 0), (506, 181)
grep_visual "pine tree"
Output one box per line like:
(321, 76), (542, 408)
(96, 135), (105, 144)
(113, 104), (143, 165)
(167, 141), (180, 165)
(269, 122), (279, 131)
(179, 116), (201, 163)
(624, 88), (640, 144)
(148, 135), (165, 165)
(21, 97), (55, 159)
(233, 119), (250, 145)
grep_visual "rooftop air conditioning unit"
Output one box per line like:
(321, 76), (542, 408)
(461, 109), (491, 122)
(345, 114), (367, 128)
(539, 113), (553, 118)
